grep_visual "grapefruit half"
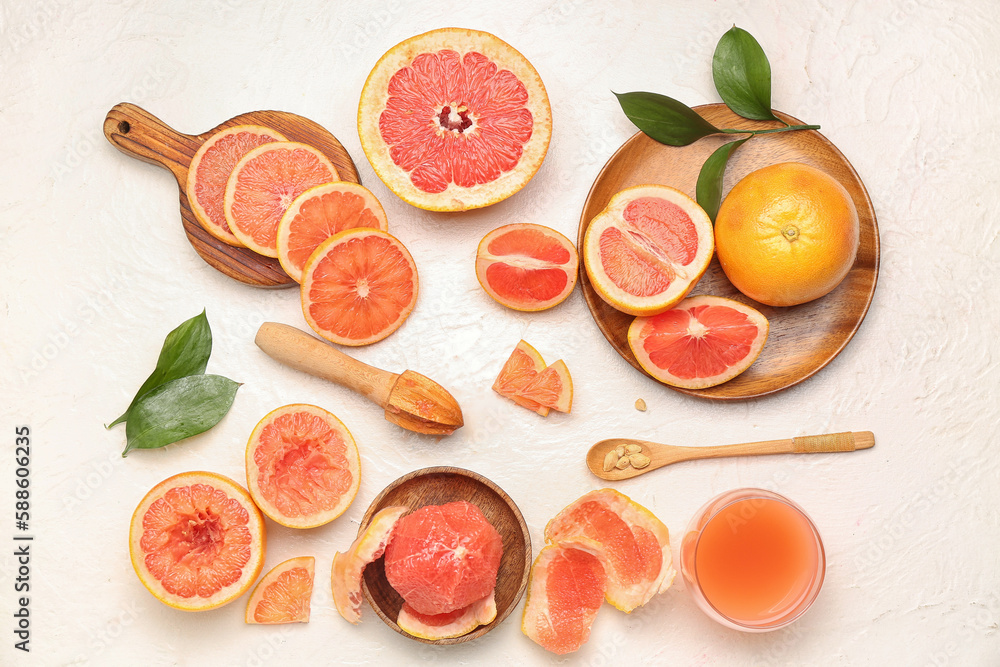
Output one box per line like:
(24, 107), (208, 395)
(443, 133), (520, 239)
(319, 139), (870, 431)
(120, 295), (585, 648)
(492, 339), (549, 416)
(187, 125), (286, 246)
(627, 295), (769, 389)
(358, 27), (552, 211)
(475, 223), (578, 311)
(224, 141), (339, 257)
(276, 182), (389, 283)
(397, 592), (497, 640)
(583, 185), (714, 316)
(300, 228), (418, 346)
(245, 404), (361, 529)
(128, 471), (266, 611)
(245, 556), (315, 624)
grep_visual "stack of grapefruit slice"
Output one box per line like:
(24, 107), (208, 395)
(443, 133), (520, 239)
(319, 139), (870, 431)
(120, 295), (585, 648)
(492, 340), (572, 416)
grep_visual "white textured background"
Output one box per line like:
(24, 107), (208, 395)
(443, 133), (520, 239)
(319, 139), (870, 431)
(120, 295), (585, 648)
(2, 0), (998, 665)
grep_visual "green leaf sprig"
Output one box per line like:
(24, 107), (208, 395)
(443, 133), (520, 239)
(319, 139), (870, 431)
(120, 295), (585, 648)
(615, 26), (820, 220)
(107, 310), (240, 456)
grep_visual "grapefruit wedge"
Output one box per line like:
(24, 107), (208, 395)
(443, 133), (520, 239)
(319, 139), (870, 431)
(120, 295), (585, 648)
(245, 556), (315, 624)
(224, 141), (338, 257)
(245, 404), (361, 529)
(187, 125), (286, 246)
(397, 592), (497, 640)
(544, 488), (675, 613)
(129, 471), (266, 611)
(492, 340), (549, 416)
(301, 228), (418, 346)
(516, 359), (572, 414)
(583, 185), (714, 316)
(628, 295), (769, 389)
(358, 27), (551, 211)
(476, 223), (578, 311)
(331, 505), (409, 624)
(276, 182), (389, 283)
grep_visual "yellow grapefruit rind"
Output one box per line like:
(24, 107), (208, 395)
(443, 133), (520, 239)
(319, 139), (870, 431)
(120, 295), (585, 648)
(244, 556), (316, 625)
(492, 340), (549, 416)
(245, 404), (361, 529)
(358, 27), (552, 212)
(627, 295), (770, 390)
(186, 125), (287, 247)
(128, 471), (266, 612)
(300, 228), (419, 347)
(276, 182), (390, 283)
(583, 184), (714, 316)
(544, 488), (675, 613)
(397, 591), (498, 640)
(475, 223), (579, 312)
(331, 505), (410, 624)
(223, 141), (339, 258)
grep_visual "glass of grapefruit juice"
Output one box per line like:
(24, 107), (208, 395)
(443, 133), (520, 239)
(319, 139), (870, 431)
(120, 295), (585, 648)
(680, 488), (825, 631)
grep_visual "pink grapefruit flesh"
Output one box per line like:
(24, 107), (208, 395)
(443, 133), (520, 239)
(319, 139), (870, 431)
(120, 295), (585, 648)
(492, 340), (549, 416)
(476, 223), (578, 311)
(245, 556), (315, 624)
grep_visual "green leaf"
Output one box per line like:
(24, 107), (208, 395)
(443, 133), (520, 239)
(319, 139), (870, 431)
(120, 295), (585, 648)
(614, 91), (720, 146)
(712, 27), (779, 121)
(696, 138), (748, 221)
(107, 310), (212, 427)
(123, 375), (239, 456)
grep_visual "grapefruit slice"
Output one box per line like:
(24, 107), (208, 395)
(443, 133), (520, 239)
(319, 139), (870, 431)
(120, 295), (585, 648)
(492, 339), (549, 416)
(276, 182), (389, 283)
(384, 501), (503, 615)
(129, 471), (266, 611)
(521, 537), (608, 655)
(331, 505), (409, 624)
(397, 592), (497, 640)
(300, 228), (418, 346)
(628, 295), (769, 389)
(516, 359), (572, 414)
(224, 141), (339, 257)
(544, 488), (675, 613)
(245, 404), (361, 529)
(475, 223), (578, 311)
(187, 125), (287, 246)
(358, 27), (552, 211)
(583, 185), (714, 316)
(245, 556), (315, 624)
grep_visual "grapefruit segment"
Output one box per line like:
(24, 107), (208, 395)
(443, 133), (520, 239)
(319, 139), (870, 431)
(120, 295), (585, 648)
(521, 537), (608, 655)
(583, 185), (714, 316)
(515, 359), (572, 414)
(245, 556), (315, 624)
(245, 404), (361, 529)
(359, 28), (552, 211)
(224, 141), (339, 257)
(544, 488), (675, 612)
(475, 223), (578, 311)
(276, 182), (389, 283)
(397, 592), (497, 640)
(187, 125), (287, 246)
(627, 295), (769, 389)
(492, 340), (549, 416)
(331, 506), (409, 624)
(301, 228), (418, 346)
(128, 471), (266, 612)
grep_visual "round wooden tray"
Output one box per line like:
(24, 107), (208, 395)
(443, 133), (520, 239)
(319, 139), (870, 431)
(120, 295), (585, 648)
(359, 466), (531, 645)
(578, 104), (880, 400)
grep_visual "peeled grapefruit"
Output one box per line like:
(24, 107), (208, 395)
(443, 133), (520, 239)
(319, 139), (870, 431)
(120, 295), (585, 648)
(475, 223), (578, 311)
(544, 488), (675, 613)
(224, 141), (338, 257)
(521, 537), (608, 655)
(301, 228), (418, 346)
(358, 27), (552, 211)
(245, 556), (315, 624)
(276, 182), (389, 283)
(383, 501), (503, 616)
(714, 162), (860, 307)
(397, 592), (497, 640)
(187, 125), (286, 246)
(628, 295), (769, 389)
(583, 185), (714, 316)
(492, 339), (549, 416)
(245, 404), (361, 529)
(331, 505), (409, 624)
(129, 471), (266, 611)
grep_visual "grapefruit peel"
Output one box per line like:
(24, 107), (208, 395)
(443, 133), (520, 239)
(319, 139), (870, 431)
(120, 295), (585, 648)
(397, 592), (498, 640)
(244, 556), (315, 624)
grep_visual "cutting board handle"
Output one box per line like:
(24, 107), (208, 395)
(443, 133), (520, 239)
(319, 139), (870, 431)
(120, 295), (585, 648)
(103, 103), (198, 185)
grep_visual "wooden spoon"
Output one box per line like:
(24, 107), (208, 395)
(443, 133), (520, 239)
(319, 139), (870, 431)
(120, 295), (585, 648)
(102, 103), (359, 288)
(255, 322), (463, 436)
(587, 431), (874, 481)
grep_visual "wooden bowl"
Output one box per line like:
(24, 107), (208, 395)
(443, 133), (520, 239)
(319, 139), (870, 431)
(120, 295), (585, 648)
(578, 104), (880, 400)
(359, 466), (531, 644)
